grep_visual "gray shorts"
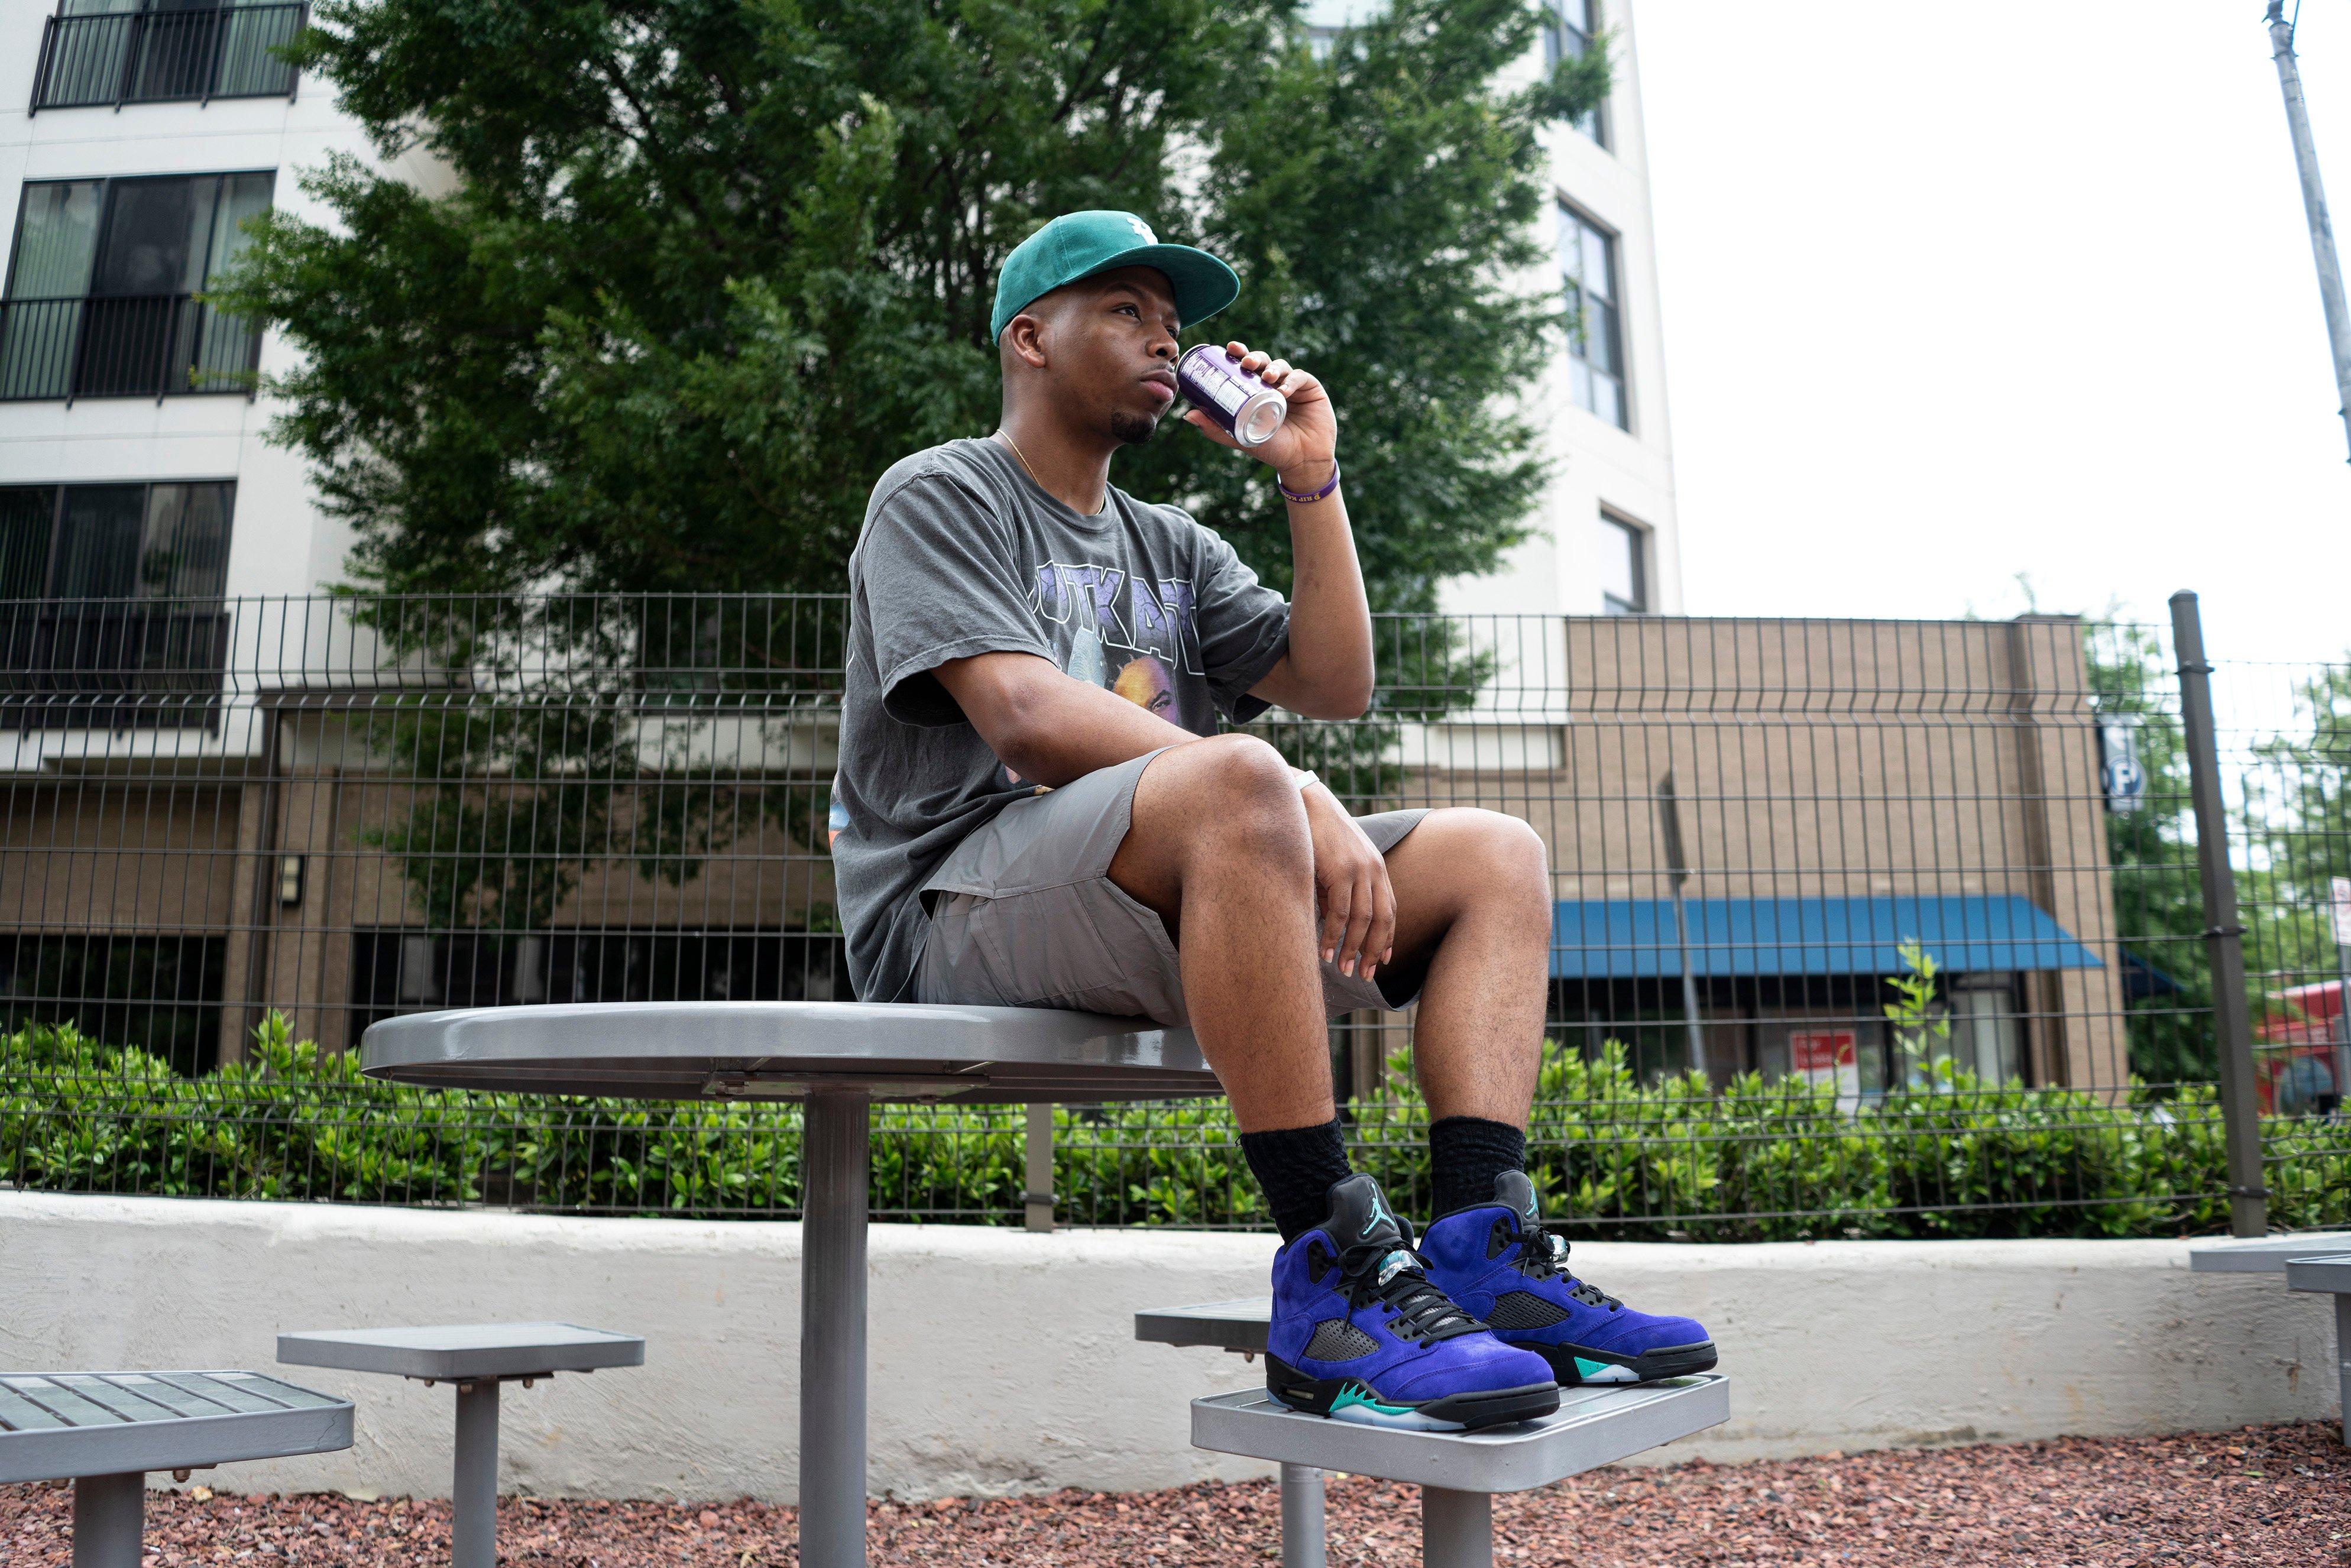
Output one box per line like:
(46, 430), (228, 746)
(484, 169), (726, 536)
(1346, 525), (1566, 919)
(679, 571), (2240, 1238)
(912, 746), (1431, 1027)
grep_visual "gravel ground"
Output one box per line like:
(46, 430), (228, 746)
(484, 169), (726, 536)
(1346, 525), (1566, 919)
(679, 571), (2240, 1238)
(4, 1421), (2345, 1566)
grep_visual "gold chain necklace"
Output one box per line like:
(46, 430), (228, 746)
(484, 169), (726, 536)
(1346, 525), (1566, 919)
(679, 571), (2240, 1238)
(993, 429), (1105, 516)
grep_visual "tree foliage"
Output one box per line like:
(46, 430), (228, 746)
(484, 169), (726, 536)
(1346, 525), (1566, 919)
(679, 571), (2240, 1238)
(218, 0), (1605, 611)
(2084, 620), (2215, 1083)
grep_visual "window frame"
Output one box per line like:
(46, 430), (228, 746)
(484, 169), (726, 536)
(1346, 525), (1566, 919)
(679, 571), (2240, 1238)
(1541, 0), (1610, 148)
(1597, 510), (1649, 617)
(0, 478), (240, 733)
(1, 169), (275, 404)
(1557, 198), (1630, 432)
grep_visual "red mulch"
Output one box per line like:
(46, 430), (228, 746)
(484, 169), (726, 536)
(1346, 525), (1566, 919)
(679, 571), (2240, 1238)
(4, 1421), (2345, 1565)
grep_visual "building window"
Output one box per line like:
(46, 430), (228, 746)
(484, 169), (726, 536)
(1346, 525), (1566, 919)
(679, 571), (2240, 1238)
(1559, 202), (1627, 430)
(1944, 973), (2025, 1086)
(0, 481), (237, 730)
(1300, 0), (1381, 61)
(1541, 0), (1607, 147)
(0, 171), (273, 404)
(32, 1), (307, 113)
(1598, 512), (1647, 615)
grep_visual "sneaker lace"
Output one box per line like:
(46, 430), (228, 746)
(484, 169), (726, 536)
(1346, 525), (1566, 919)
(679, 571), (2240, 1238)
(1336, 1229), (1482, 1345)
(1510, 1217), (1623, 1311)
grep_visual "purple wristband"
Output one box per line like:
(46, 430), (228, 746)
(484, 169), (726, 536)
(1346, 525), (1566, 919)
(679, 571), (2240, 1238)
(1277, 457), (1342, 505)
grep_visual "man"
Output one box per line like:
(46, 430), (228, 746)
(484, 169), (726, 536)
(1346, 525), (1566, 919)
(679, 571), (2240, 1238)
(833, 210), (1714, 1431)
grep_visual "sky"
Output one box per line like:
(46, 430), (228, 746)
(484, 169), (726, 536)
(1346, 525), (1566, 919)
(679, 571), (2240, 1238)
(1636, 1), (2351, 670)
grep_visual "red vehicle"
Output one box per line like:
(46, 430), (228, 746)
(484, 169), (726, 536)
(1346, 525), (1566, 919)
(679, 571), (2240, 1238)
(2256, 979), (2347, 1115)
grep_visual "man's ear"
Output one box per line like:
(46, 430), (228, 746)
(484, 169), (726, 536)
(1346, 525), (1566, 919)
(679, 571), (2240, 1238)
(1002, 310), (1051, 371)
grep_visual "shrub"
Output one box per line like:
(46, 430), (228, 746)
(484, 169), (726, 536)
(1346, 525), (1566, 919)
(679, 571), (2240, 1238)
(7, 1020), (2348, 1239)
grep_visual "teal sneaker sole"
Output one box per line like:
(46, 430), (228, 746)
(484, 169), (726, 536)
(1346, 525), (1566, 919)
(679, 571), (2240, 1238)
(1265, 1355), (1561, 1431)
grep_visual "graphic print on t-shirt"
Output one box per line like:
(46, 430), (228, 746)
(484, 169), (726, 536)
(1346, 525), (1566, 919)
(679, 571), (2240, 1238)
(1011, 559), (1208, 788)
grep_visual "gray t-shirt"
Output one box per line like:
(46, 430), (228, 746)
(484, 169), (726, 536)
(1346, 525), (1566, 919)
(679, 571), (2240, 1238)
(833, 436), (1293, 1003)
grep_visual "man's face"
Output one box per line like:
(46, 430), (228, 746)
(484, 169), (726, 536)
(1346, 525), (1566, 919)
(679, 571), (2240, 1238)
(1021, 266), (1183, 446)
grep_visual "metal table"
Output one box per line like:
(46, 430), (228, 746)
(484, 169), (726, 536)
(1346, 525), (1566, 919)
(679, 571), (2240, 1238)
(362, 1000), (1215, 1568)
(277, 1323), (646, 1568)
(0, 1371), (352, 1566)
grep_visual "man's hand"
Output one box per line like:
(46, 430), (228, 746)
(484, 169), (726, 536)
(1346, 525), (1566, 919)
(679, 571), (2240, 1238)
(1303, 784), (1395, 984)
(1181, 340), (1338, 495)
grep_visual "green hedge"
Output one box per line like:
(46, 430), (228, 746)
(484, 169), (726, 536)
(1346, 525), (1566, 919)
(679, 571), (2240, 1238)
(5, 1017), (2348, 1240)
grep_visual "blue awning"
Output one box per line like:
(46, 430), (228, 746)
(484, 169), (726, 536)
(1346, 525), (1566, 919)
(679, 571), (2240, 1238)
(1550, 895), (2104, 981)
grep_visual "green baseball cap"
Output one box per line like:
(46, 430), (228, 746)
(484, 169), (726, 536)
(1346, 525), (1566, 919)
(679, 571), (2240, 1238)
(990, 210), (1239, 344)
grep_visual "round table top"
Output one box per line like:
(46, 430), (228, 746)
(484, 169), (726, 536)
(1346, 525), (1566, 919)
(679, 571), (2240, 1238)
(360, 1000), (1218, 1103)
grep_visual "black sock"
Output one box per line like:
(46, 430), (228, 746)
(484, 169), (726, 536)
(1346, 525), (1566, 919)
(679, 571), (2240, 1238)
(1241, 1119), (1354, 1242)
(1429, 1116), (1526, 1218)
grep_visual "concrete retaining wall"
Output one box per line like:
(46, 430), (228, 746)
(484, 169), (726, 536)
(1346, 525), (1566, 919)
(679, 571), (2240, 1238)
(0, 1191), (2334, 1504)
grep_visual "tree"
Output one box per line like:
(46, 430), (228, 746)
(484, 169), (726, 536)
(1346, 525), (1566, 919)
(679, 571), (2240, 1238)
(221, 0), (1602, 611)
(2242, 662), (2351, 1022)
(212, 0), (1609, 935)
(2083, 620), (2214, 1083)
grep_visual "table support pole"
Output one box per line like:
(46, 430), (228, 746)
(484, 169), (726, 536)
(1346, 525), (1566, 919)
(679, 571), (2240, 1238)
(1420, 1486), (1492, 1568)
(1280, 1462), (1326, 1568)
(452, 1379), (500, 1568)
(71, 1472), (144, 1568)
(802, 1089), (871, 1568)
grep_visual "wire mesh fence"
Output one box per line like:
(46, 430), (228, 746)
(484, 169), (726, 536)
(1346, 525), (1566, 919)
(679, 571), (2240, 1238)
(0, 591), (2344, 1236)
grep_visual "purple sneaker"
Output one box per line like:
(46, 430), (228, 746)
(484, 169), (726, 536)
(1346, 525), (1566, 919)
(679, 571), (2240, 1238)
(1421, 1171), (1718, 1387)
(1267, 1174), (1559, 1432)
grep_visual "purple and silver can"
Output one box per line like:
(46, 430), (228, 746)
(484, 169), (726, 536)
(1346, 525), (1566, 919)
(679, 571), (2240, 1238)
(1176, 344), (1288, 448)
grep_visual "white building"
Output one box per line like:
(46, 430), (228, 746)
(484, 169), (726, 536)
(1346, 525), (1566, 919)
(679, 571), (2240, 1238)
(1308, 0), (1682, 623)
(0, 2), (444, 614)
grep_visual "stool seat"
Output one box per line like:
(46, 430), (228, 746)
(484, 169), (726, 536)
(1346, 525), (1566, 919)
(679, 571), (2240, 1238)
(277, 1322), (645, 1382)
(1191, 1375), (1731, 1492)
(2187, 1233), (2351, 1272)
(279, 1323), (642, 1568)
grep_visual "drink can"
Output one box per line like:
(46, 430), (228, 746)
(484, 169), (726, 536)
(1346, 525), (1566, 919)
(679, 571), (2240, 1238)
(1177, 344), (1288, 448)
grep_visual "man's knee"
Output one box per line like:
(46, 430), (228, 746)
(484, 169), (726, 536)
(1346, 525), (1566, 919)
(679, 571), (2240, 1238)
(1132, 734), (1311, 872)
(1187, 734), (1310, 859)
(1429, 806), (1543, 858)
(1432, 809), (1550, 904)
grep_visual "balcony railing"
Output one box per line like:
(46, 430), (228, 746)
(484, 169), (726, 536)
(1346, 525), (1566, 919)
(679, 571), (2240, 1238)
(30, 4), (306, 112)
(0, 600), (233, 731)
(0, 295), (262, 403)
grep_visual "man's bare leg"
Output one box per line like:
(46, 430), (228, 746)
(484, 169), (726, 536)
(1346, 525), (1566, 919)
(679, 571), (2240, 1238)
(1104, 733), (1332, 1131)
(1374, 808), (1553, 1125)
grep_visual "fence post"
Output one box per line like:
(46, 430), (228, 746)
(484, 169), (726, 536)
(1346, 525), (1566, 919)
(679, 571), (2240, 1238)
(2169, 591), (2268, 1238)
(1024, 1103), (1055, 1233)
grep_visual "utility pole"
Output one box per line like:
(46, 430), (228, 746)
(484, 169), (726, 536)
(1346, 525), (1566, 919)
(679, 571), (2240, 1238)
(2266, 2), (2351, 460)
(1655, 773), (1707, 1084)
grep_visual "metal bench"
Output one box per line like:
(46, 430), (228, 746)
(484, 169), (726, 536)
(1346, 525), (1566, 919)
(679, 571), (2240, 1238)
(1137, 1298), (1730, 1568)
(0, 1370), (352, 1566)
(278, 1322), (645, 1568)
